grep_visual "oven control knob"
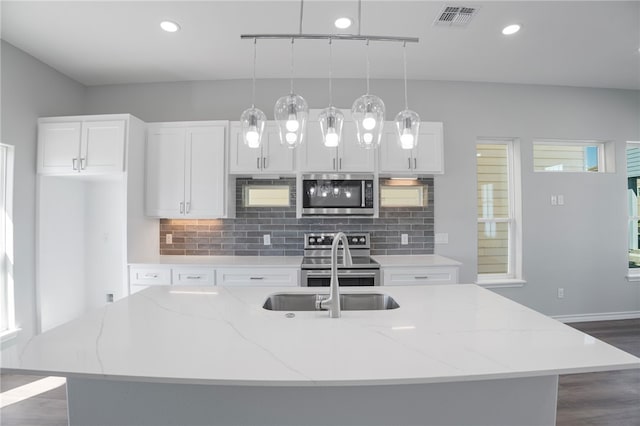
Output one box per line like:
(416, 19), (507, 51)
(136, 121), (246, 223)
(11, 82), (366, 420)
(359, 237), (366, 243)
(309, 238), (315, 243)
(352, 237), (358, 243)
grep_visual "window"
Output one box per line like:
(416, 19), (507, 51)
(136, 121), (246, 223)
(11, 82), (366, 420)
(476, 140), (521, 283)
(627, 142), (640, 274)
(533, 140), (605, 172)
(0, 144), (15, 340)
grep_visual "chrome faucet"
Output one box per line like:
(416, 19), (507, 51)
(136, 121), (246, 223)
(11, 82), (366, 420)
(319, 232), (352, 318)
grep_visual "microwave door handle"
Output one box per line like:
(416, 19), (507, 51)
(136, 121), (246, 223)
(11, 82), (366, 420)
(361, 181), (365, 207)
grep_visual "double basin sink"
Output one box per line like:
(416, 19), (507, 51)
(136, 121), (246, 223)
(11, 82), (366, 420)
(263, 292), (399, 311)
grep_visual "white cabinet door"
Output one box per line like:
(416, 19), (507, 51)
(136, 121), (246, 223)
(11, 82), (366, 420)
(229, 122), (295, 174)
(217, 268), (299, 287)
(298, 121), (338, 172)
(262, 124), (295, 173)
(413, 122), (444, 174)
(186, 126), (225, 218)
(81, 120), (126, 173)
(378, 122), (444, 175)
(338, 121), (375, 172)
(229, 123), (262, 174)
(37, 119), (127, 175)
(383, 266), (458, 286)
(145, 126), (187, 217)
(38, 122), (82, 174)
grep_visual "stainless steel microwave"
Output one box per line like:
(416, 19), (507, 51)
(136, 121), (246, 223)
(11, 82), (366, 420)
(301, 174), (375, 216)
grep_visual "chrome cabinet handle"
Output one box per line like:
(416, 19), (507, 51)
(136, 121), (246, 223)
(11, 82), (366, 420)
(72, 158), (78, 170)
(333, 158), (336, 170)
(142, 273), (158, 279)
(414, 158), (417, 169)
(179, 202), (184, 214)
(249, 276), (265, 280)
(257, 157), (261, 169)
(339, 158), (342, 170)
(185, 275), (202, 280)
(408, 158), (411, 169)
(414, 276), (429, 279)
(263, 157), (267, 169)
(186, 202), (191, 214)
(80, 157), (86, 170)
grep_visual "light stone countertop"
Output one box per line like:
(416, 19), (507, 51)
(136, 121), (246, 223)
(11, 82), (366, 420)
(372, 254), (462, 267)
(130, 255), (303, 268)
(2, 284), (638, 386)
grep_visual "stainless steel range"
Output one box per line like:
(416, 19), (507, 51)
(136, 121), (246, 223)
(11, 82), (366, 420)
(300, 232), (380, 287)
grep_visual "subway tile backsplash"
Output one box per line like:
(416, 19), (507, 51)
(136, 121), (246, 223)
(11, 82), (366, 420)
(159, 178), (434, 256)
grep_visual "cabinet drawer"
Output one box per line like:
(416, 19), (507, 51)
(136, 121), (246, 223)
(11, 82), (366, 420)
(172, 267), (216, 286)
(129, 267), (171, 285)
(383, 267), (458, 286)
(217, 268), (299, 287)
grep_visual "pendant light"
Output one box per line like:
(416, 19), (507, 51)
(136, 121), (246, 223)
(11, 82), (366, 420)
(351, 40), (385, 149)
(274, 39), (308, 149)
(319, 38), (344, 148)
(395, 42), (420, 150)
(240, 38), (266, 149)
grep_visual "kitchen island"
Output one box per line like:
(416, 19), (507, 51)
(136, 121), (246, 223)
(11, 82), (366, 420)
(2, 284), (639, 426)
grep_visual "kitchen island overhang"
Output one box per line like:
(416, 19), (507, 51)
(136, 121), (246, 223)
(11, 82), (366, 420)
(2, 284), (639, 426)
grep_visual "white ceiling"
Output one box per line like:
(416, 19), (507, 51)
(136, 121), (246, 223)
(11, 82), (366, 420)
(2, 1), (639, 89)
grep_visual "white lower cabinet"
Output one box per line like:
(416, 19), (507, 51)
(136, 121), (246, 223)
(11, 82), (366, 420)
(129, 266), (172, 294)
(172, 267), (216, 286)
(217, 268), (299, 287)
(382, 266), (459, 286)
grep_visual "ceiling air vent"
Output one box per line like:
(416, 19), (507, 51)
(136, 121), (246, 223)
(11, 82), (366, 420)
(434, 6), (479, 27)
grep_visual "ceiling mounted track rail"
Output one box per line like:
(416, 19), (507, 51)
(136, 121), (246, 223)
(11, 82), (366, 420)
(240, 0), (419, 44)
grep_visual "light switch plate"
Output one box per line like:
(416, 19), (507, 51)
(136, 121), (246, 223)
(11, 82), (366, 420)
(165, 234), (172, 244)
(401, 234), (408, 245)
(435, 233), (449, 244)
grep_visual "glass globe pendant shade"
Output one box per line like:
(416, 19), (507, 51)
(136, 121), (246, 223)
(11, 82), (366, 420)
(395, 109), (420, 150)
(319, 107), (344, 148)
(240, 107), (267, 149)
(274, 93), (308, 149)
(352, 94), (385, 149)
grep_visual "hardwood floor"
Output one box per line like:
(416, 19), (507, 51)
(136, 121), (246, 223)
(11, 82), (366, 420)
(1, 319), (638, 426)
(556, 319), (640, 426)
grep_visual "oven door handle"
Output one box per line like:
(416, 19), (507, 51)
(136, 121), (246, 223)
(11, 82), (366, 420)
(304, 270), (379, 277)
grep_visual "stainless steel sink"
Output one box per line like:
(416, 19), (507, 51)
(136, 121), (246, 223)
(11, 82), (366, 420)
(262, 293), (400, 311)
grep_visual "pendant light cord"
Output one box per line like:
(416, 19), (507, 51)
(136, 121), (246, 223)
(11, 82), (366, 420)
(328, 38), (333, 106)
(290, 38), (295, 94)
(403, 41), (408, 110)
(251, 38), (257, 108)
(365, 39), (370, 94)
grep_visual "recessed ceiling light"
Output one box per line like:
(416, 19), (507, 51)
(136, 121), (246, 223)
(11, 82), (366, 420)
(160, 20), (180, 33)
(502, 24), (521, 35)
(334, 17), (352, 30)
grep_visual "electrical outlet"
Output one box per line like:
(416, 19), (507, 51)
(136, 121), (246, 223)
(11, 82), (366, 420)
(551, 195), (557, 206)
(106, 293), (114, 303)
(165, 233), (173, 244)
(263, 234), (271, 245)
(401, 234), (408, 245)
(557, 288), (564, 299)
(557, 195), (564, 205)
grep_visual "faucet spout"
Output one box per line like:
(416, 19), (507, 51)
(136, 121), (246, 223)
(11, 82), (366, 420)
(320, 232), (351, 318)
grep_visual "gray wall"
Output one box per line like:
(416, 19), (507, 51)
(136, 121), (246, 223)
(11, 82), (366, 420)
(0, 41), (86, 345)
(85, 78), (640, 317)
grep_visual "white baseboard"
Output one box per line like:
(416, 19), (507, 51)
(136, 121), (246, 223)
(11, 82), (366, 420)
(552, 311), (640, 323)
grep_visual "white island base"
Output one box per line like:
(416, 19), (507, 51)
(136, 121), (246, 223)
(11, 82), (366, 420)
(68, 375), (558, 426)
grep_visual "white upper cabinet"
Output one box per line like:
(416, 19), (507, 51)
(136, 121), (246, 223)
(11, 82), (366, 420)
(229, 122), (295, 175)
(298, 111), (375, 173)
(378, 121), (444, 175)
(38, 117), (126, 175)
(145, 121), (228, 218)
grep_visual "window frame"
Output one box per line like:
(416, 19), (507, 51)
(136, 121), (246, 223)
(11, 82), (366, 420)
(476, 139), (523, 287)
(626, 141), (640, 281)
(533, 139), (607, 173)
(0, 143), (16, 341)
